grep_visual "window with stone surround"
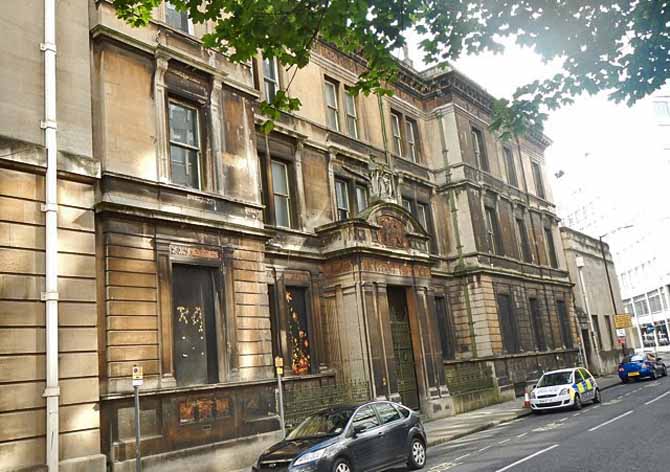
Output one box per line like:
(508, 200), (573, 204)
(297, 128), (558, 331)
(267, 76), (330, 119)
(334, 176), (368, 221)
(335, 178), (351, 220)
(485, 206), (504, 256)
(391, 112), (403, 156)
(344, 90), (359, 139)
(503, 147), (518, 187)
(406, 118), (420, 162)
(355, 184), (368, 213)
(557, 300), (573, 348)
(497, 293), (520, 353)
(165, 1), (192, 34)
(324, 78), (340, 131)
(168, 100), (202, 189)
(285, 286), (312, 375)
(471, 127), (489, 172)
(516, 217), (533, 263)
(529, 297), (547, 351)
(435, 295), (456, 360)
(531, 160), (546, 199)
(258, 136), (300, 229)
(263, 57), (280, 102)
(544, 225), (558, 268)
(271, 160), (292, 228)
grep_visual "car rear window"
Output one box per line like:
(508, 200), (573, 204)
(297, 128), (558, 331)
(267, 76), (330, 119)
(624, 354), (644, 362)
(375, 403), (401, 424)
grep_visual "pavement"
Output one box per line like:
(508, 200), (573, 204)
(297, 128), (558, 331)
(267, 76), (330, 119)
(423, 374), (622, 448)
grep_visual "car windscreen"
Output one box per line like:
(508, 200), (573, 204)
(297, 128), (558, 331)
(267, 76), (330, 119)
(537, 371), (573, 387)
(286, 408), (355, 440)
(623, 354), (644, 363)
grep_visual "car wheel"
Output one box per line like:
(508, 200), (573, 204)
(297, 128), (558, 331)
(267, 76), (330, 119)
(593, 389), (601, 404)
(650, 369), (657, 380)
(663, 367), (668, 377)
(573, 394), (583, 410)
(407, 437), (426, 470)
(332, 458), (351, 472)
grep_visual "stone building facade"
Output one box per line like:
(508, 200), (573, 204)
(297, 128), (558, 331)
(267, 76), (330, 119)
(1, 1), (579, 470)
(0, 1), (104, 471)
(560, 227), (635, 375)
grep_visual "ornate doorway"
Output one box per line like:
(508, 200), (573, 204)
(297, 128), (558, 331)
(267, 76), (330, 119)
(387, 286), (420, 410)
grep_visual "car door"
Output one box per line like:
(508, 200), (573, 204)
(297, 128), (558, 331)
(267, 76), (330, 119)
(373, 402), (406, 465)
(348, 405), (385, 471)
(579, 368), (595, 400)
(574, 369), (590, 400)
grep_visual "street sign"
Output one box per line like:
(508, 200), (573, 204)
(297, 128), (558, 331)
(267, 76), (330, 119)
(614, 314), (633, 329)
(616, 329), (626, 337)
(274, 356), (284, 376)
(132, 365), (144, 387)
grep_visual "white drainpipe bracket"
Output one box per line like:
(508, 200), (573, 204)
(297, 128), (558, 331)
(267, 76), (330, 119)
(40, 42), (57, 53)
(43, 386), (61, 398)
(41, 291), (59, 301)
(41, 120), (58, 130)
(41, 202), (58, 213)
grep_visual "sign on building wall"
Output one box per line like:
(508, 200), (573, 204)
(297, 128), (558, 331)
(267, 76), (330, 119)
(615, 314), (633, 329)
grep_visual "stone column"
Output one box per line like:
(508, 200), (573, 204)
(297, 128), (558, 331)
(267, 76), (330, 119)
(294, 141), (308, 230)
(154, 53), (170, 183)
(209, 75), (225, 193)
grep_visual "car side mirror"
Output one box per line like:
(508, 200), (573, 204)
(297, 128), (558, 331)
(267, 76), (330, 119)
(352, 424), (366, 437)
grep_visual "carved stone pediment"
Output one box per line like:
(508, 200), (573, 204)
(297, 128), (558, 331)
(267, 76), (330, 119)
(315, 201), (431, 257)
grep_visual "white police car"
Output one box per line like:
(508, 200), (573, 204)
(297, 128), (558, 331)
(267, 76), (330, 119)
(530, 367), (601, 413)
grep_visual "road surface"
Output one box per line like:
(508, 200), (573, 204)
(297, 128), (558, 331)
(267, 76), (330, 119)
(395, 375), (670, 472)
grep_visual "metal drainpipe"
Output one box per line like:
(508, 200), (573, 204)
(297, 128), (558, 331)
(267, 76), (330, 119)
(42, 0), (60, 470)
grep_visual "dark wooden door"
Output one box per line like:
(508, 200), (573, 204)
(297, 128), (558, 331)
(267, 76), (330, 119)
(172, 265), (218, 386)
(387, 287), (420, 410)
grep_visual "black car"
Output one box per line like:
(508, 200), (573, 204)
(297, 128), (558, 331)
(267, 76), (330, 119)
(253, 401), (427, 472)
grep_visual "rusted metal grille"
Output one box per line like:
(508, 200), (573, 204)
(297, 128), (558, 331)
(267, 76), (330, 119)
(282, 380), (370, 430)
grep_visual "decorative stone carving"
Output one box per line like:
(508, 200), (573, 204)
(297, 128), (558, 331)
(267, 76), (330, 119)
(369, 159), (396, 203)
(170, 245), (220, 260)
(377, 215), (408, 249)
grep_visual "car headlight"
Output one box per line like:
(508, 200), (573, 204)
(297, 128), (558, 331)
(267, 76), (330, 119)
(293, 447), (328, 466)
(558, 388), (569, 396)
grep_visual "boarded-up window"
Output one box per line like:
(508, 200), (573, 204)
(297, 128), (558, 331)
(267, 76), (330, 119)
(497, 293), (520, 353)
(516, 217), (533, 263)
(435, 296), (456, 360)
(286, 287), (311, 375)
(557, 300), (573, 348)
(172, 265), (219, 386)
(471, 127), (489, 172)
(531, 161), (545, 199)
(485, 206), (504, 256)
(544, 226), (558, 268)
(529, 297), (546, 351)
(503, 147), (518, 187)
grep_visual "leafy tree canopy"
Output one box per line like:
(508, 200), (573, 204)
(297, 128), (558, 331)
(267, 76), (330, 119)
(113, 0), (670, 138)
